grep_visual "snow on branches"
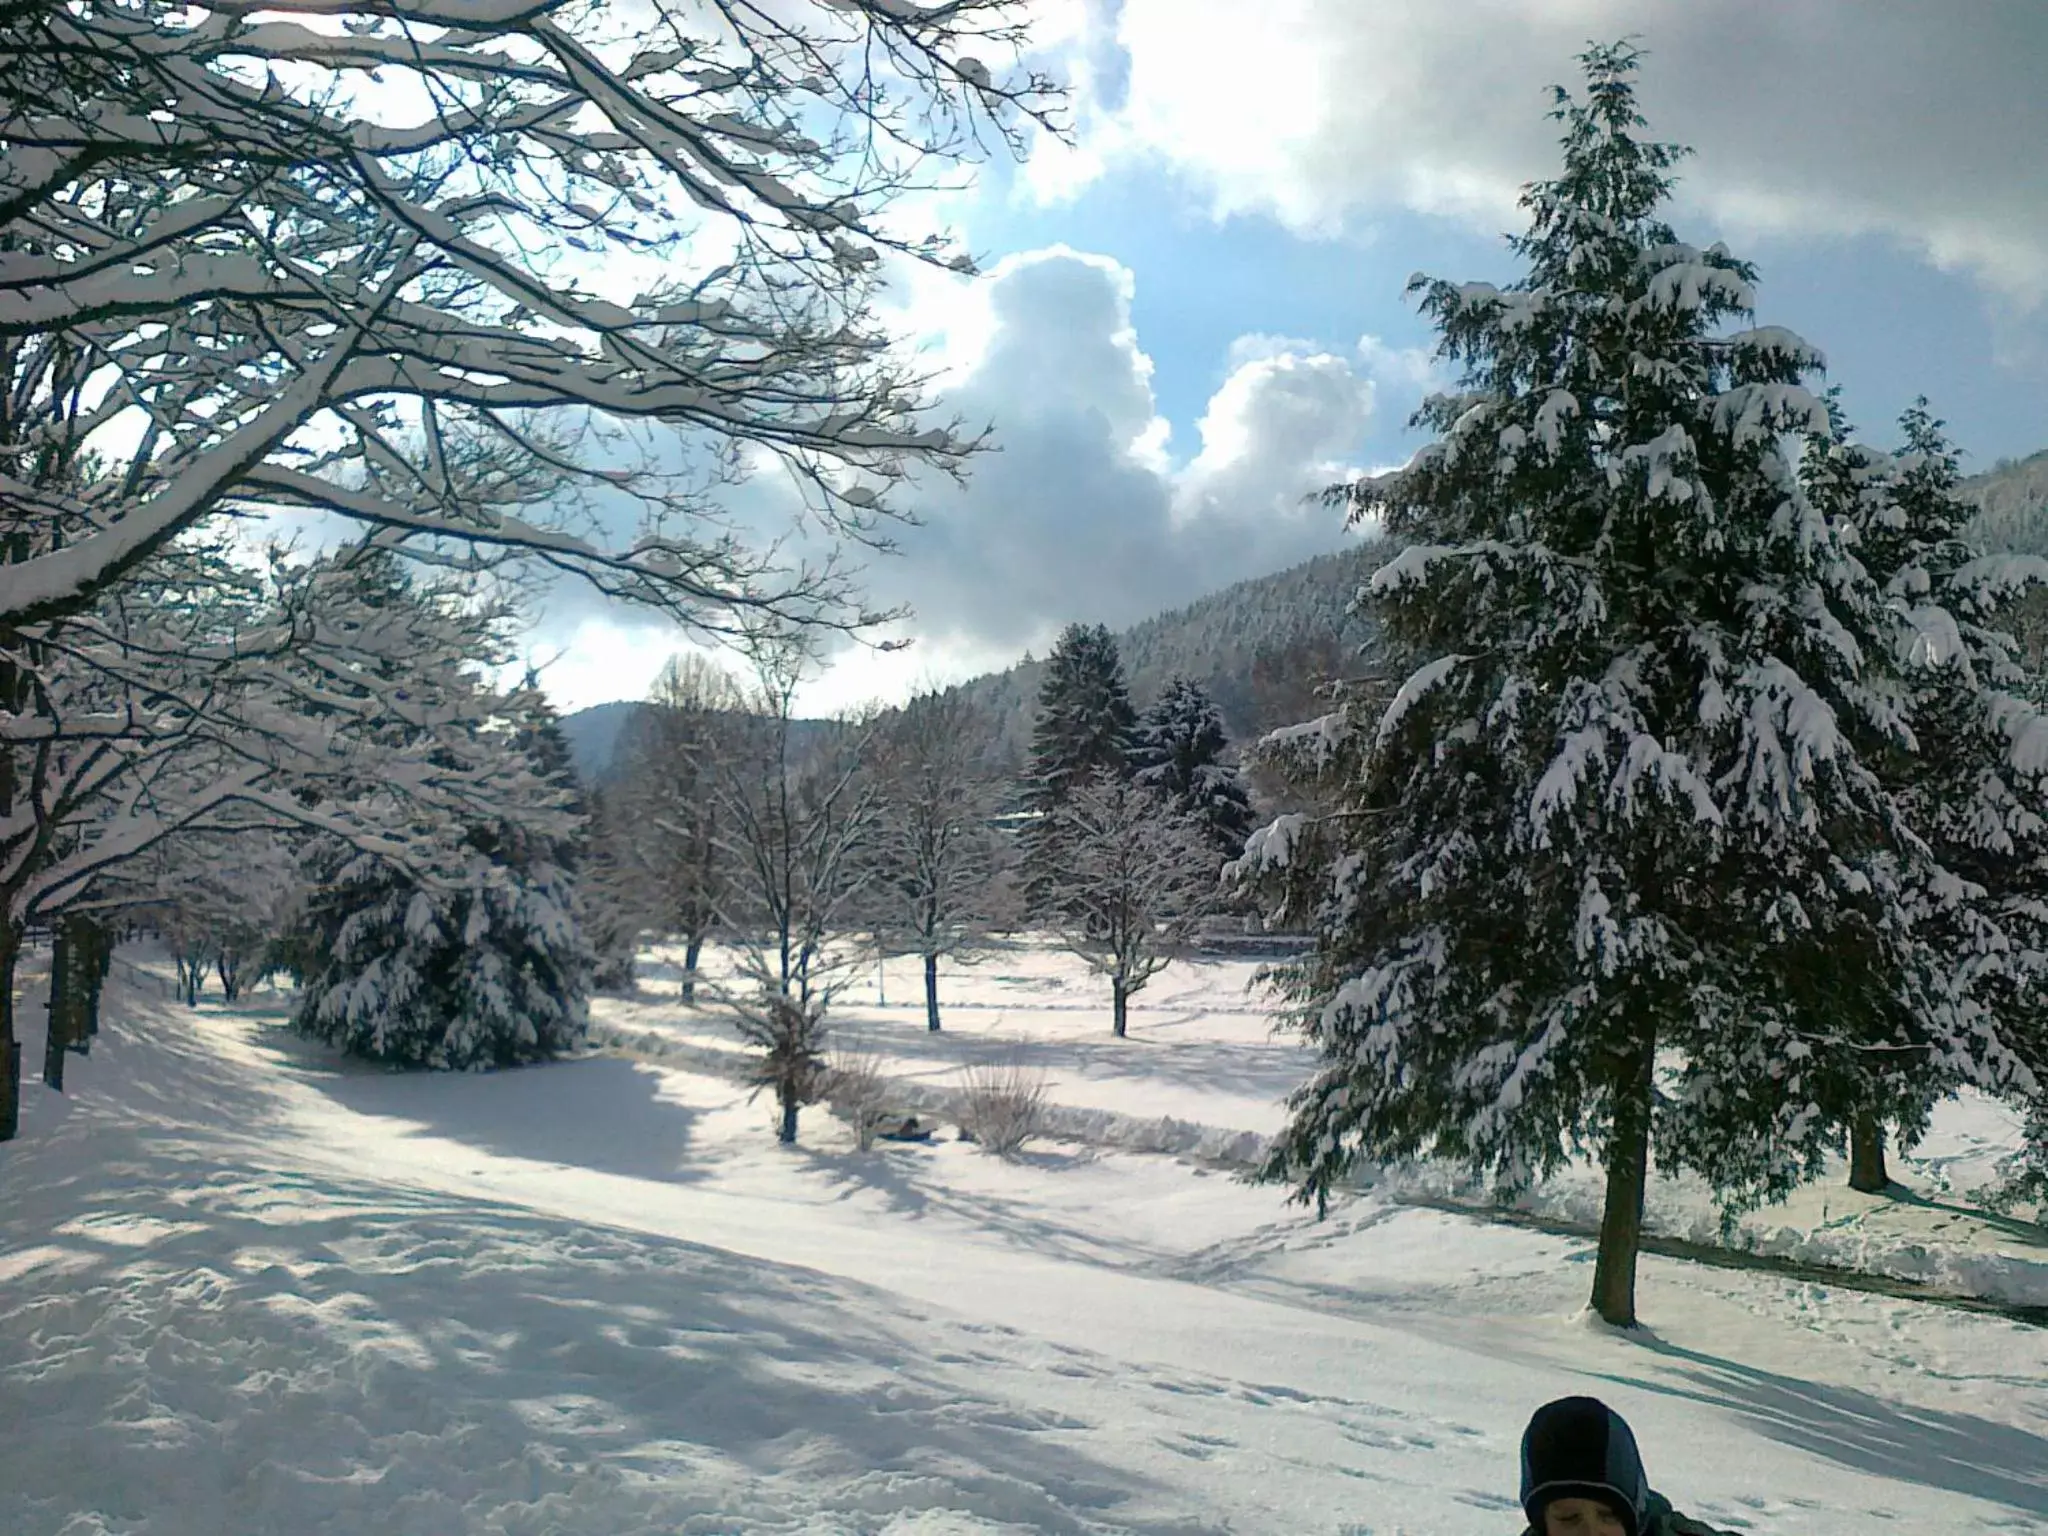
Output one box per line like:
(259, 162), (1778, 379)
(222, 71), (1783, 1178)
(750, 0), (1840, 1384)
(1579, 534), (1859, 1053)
(1255, 43), (2046, 1326)
(0, 0), (1060, 635)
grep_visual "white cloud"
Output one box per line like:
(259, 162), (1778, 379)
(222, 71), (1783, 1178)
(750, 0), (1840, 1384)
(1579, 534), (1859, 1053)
(539, 245), (1393, 713)
(1073, 0), (2048, 304)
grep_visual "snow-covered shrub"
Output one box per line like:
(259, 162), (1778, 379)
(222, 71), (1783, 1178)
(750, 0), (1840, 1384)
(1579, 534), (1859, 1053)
(958, 1057), (1048, 1158)
(824, 1042), (892, 1151)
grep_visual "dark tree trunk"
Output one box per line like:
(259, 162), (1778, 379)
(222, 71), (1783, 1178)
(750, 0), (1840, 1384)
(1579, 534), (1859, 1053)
(682, 932), (704, 1006)
(84, 922), (109, 1037)
(0, 925), (20, 1140)
(1848, 1113), (1891, 1194)
(217, 948), (245, 1003)
(924, 951), (941, 1032)
(1590, 1027), (1656, 1328)
(1111, 978), (1128, 1039)
(41, 940), (66, 1091)
(778, 1089), (799, 1145)
(52, 920), (86, 1059)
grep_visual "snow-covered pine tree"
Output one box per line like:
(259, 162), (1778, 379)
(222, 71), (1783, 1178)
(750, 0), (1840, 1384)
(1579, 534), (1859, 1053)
(1021, 623), (1141, 913)
(291, 572), (592, 1070)
(1234, 43), (2031, 1327)
(1133, 676), (1256, 860)
(1810, 398), (2048, 1191)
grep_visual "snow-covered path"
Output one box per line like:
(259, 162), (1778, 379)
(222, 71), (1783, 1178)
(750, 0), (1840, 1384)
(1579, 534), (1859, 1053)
(4, 983), (2047, 1535)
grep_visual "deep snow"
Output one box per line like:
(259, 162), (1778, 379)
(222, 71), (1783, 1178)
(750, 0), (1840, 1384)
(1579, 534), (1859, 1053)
(1, 951), (2046, 1534)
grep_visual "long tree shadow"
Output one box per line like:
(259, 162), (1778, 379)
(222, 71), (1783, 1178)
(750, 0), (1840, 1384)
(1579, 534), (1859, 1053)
(2, 1132), (1231, 1536)
(795, 1140), (1193, 1277)
(1595, 1338), (2048, 1518)
(1883, 1188), (2048, 1248)
(279, 1036), (712, 1186)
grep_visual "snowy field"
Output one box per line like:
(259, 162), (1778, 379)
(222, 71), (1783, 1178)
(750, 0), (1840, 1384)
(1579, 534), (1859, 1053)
(2, 955), (2047, 1534)
(595, 940), (2048, 1308)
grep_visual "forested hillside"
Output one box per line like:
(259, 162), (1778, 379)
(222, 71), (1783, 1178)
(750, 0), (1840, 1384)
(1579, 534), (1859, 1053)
(562, 451), (2048, 781)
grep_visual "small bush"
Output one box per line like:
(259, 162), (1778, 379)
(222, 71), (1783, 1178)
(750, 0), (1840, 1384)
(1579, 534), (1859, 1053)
(824, 1042), (893, 1151)
(958, 1056), (1048, 1158)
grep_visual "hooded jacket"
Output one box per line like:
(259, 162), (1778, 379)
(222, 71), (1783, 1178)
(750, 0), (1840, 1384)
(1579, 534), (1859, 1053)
(1519, 1491), (1738, 1536)
(1517, 1397), (1736, 1536)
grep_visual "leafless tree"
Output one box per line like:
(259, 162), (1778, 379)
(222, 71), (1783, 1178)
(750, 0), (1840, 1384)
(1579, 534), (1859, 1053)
(608, 652), (743, 1003)
(0, 2), (1061, 636)
(866, 687), (1013, 1030)
(0, 0), (1059, 1131)
(711, 630), (881, 1143)
(1044, 770), (1222, 1038)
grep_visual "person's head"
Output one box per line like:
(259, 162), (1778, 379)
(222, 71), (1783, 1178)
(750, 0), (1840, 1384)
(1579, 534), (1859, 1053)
(1519, 1397), (1650, 1536)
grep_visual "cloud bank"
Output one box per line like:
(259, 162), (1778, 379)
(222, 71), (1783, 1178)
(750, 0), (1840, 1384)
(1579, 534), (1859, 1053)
(1044, 0), (2048, 304)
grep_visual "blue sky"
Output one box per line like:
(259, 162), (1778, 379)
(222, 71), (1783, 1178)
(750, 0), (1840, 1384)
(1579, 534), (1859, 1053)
(536, 0), (2048, 714)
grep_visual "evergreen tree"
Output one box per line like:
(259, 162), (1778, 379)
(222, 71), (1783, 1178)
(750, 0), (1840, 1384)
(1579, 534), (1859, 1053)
(1022, 623), (1140, 911)
(1133, 676), (1256, 860)
(1808, 398), (2048, 1190)
(1238, 43), (2031, 1327)
(291, 577), (592, 1070)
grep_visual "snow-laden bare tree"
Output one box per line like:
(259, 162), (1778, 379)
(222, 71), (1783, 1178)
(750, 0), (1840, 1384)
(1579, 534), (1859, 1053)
(1043, 769), (1219, 1038)
(711, 631), (880, 1143)
(866, 686), (1011, 1031)
(0, 1), (1058, 634)
(1232, 45), (2036, 1328)
(609, 652), (743, 1003)
(127, 829), (298, 1005)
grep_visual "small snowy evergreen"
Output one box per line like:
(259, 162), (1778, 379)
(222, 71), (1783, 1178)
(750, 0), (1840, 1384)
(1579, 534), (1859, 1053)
(1132, 675), (1256, 860)
(291, 591), (593, 1071)
(1022, 623), (1142, 912)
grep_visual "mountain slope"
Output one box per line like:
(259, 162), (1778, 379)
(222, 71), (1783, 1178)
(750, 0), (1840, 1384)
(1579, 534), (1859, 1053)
(557, 448), (2047, 782)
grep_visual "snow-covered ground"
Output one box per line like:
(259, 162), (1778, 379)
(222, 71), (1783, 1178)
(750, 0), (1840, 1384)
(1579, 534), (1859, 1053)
(4, 956), (2048, 1534)
(596, 940), (2048, 1308)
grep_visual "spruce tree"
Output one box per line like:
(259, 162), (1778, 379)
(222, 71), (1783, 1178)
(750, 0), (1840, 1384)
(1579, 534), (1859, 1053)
(291, 581), (593, 1070)
(1133, 676), (1255, 860)
(1807, 399), (2048, 1190)
(1021, 623), (1140, 910)
(1242, 43), (2031, 1327)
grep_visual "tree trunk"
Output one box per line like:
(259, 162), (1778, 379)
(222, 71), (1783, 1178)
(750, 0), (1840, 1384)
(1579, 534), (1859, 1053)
(1112, 978), (1128, 1039)
(924, 952), (941, 1032)
(1590, 1028), (1656, 1328)
(777, 1088), (798, 1145)
(1848, 1113), (1891, 1194)
(0, 925), (20, 1140)
(83, 922), (109, 1037)
(52, 920), (86, 1059)
(217, 949), (244, 1003)
(41, 961), (66, 1093)
(682, 932), (703, 1006)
